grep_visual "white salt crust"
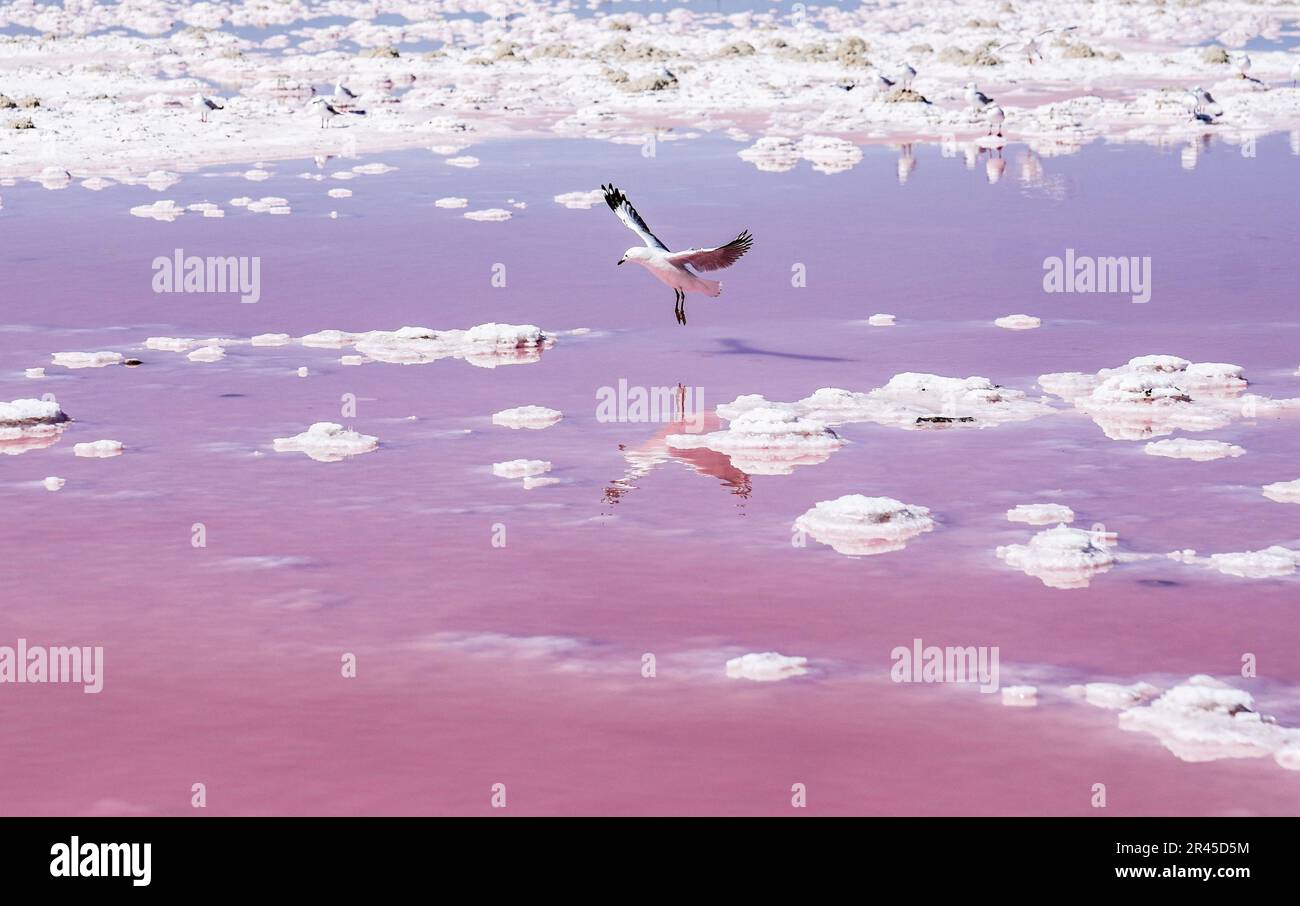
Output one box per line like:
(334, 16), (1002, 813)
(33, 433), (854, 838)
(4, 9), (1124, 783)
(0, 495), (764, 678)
(272, 422), (377, 462)
(5, 2), (1300, 183)
(1007, 503), (1075, 525)
(725, 652), (809, 683)
(666, 408), (843, 476)
(492, 406), (563, 430)
(996, 524), (1117, 589)
(1076, 675), (1300, 769)
(1001, 686), (1038, 707)
(1261, 479), (1300, 504)
(1143, 438), (1244, 460)
(73, 439), (124, 458)
(793, 494), (936, 557)
(994, 314), (1041, 330)
(0, 398), (69, 454)
(51, 351), (123, 369)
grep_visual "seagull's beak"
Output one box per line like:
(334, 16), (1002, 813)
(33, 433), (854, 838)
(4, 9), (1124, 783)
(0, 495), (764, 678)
(616, 258), (624, 266)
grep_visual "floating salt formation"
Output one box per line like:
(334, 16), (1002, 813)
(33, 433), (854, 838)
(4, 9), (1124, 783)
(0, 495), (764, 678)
(554, 190), (604, 209)
(1, 398), (69, 455)
(434, 197), (469, 208)
(866, 313), (896, 326)
(493, 459), (555, 488)
(349, 324), (552, 369)
(144, 337), (197, 350)
(1001, 686), (1038, 707)
(1117, 676), (1300, 768)
(25, 368), (44, 379)
(794, 495), (935, 556)
(296, 367), (309, 378)
(717, 373), (1052, 432)
(725, 652), (809, 682)
(1204, 546), (1299, 579)
(1262, 479), (1300, 504)
(1007, 503), (1074, 525)
(464, 208), (512, 222)
(272, 423), (377, 462)
(130, 200), (184, 222)
(1067, 681), (1161, 710)
(492, 406), (563, 430)
(994, 314), (1041, 330)
(51, 351), (123, 369)
(73, 439), (124, 458)
(1037, 355), (1277, 441)
(352, 163), (396, 175)
(42, 476), (65, 491)
(445, 156), (480, 168)
(1143, 438), (1244, 460)
(250, 333), (292, 347)
(327, 188), (352, 198)
(667, 408), (843, 475)
(739, 135), (863, 174)
(187, 346), (226, 363)
(996, 524), (1117, 589)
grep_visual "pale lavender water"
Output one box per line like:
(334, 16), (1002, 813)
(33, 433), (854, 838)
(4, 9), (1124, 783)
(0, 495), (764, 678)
(2, 136), (1300, 815)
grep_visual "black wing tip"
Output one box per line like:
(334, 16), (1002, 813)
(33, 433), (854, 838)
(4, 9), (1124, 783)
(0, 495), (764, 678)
(601, 183), (625, 212)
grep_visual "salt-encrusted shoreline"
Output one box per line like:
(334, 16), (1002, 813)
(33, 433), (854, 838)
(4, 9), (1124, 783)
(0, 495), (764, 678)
(3, 0), (1300, 182)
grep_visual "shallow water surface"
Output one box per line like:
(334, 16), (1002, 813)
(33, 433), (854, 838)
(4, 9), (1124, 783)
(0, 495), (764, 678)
(2, 134), (1299, 815)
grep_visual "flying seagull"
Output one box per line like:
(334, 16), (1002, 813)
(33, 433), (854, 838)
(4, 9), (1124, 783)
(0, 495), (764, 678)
(1000, 26), (1077, 64)
(602, 184), (753, 326)
(192, 93), (223, 123)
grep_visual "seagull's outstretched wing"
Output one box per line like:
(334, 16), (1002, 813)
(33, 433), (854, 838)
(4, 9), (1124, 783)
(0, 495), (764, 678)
(667, 231), (753, 271)
(602, 184), (668, 250)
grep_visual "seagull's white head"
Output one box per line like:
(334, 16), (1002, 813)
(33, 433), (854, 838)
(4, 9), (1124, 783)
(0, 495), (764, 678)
(619, 247), (653, 266)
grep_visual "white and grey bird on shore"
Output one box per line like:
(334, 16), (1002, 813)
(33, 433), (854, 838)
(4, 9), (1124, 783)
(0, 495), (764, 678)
(1189, 85), (1223, 119)
(309, 96), (364, 128)
(602, 184), (753, 326)
(192, 93), (223, 123)
(965, 82), (994, 109)
(333, 78), (360, 106)
(895, 61), (917, 89)
(986, 104), (1006, 137)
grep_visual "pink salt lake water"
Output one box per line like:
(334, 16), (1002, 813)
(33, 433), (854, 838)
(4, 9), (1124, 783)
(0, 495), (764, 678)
(3, 135), (1300, 815)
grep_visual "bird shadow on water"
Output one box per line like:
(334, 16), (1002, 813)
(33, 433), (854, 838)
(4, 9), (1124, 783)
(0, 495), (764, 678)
(706, 337), (855, 363)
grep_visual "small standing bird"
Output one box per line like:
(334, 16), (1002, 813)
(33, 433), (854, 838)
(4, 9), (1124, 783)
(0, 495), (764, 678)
(986, 105), (1006, 137)
(1189, 85), (1223, 119)
(310, 96), (364, 128)
(895, 62), (917, 90)
(871, 71), (896, 95)
(333, 78), (360, 106)
(1235, 53), (1252, 78)
(192, 93), (223, 123)
(965, 82), (994, 109)
(602, 184), (753, 326)
(1292, 59), (1300, 87)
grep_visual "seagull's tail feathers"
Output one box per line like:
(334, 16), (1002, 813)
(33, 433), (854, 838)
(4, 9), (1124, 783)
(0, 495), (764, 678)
(701, 278), (722, 298)
(349, 108), (367, 116)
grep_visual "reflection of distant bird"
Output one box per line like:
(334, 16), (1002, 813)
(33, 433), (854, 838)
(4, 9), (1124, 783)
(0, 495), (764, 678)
(192, 93), (223, 123)
(896, 143), (917, 185)
(965, 82), (994, 109)
(1000, 26), (1077, 64)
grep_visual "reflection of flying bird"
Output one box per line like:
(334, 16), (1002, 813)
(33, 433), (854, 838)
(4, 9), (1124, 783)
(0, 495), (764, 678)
(602, 184), (753, 326)
(605, 401), (751, 506)
(1000, 26), (1077, 63)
